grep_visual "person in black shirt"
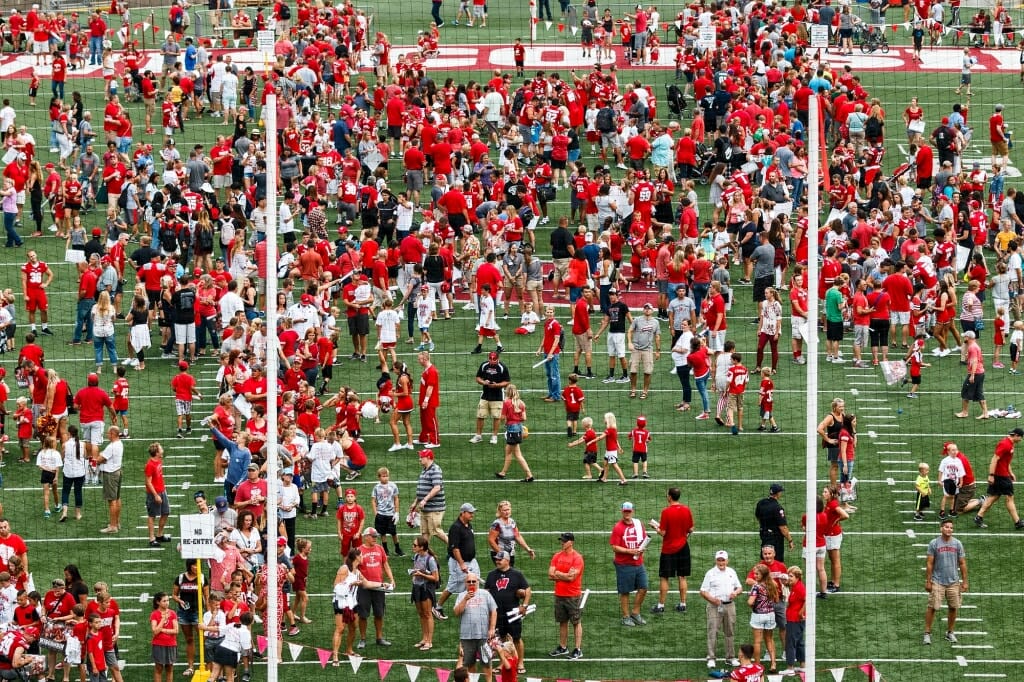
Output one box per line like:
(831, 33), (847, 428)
(594, 289), (632, 383)
(433, 502), (479, 621)
(470, 352), (511, 445)
(549, 216), (576, 299)
(754, 483), (794, 561)
(485, 551), (532, 673)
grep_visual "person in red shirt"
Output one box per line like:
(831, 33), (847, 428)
(335, 488), (365, 556)
(417, 350), (440, 448)
(724, 353), (748, 435)
(867, 285), (891, 365)
(609, 500), (649, 622)
(144, 442), (171, 546)
(729, 643), (765, 682)
(651, 486), (694, 614)
(170, 361), (201, 437)
(21, 251), (54, 336)
(974, 429), (1024, 529)
(538, 307), (563, 402)
(628, 415), (651, 479)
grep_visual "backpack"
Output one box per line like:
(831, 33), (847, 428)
(197, 226), (214, 253)
(117, 188), (129, 210)
(177, 287), (196, 315)
(865, 116), (882, 139)
(510, 89), (526, 118)
(159, 223), (178, 252)
(279, 3), (291, 19)
(596, 107), (616, 133)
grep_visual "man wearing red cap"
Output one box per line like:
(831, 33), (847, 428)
(73, 374), (116, 462)
(355, 526), (396, 649)
(171, 361), (201, 438)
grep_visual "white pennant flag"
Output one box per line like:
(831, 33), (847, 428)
(570, 26), (578, 35)
(164, 31), (171, 39)
(527, 678), (544, 682)
(287, 643), (302, 661)
(233, 39), (241, 48)
(406, 664), (421, 682)
(767, 675), (783, 682)
(903, 22), (911, 30)
(143, 21), (150, 31)
(871, 670), (882, 682)
(469, 674), (480, 682)
(830, 668), (845, 682)
(545, 20), (553, 30)
(349, 655), (363, 673)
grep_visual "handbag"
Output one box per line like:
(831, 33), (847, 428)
(908, 119), (926, 134)
(538, 185), (556, 202)
(39, 622), (67, 652)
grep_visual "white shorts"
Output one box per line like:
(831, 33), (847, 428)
(81, 421), (105, 445)
(825, 533), (843, 551)
(607, 332), (626, 358)
(213, 174), (232, 189)
(802, 546), (827, 559)
(604, 450), (618, 464)
(708, 330), (726, 352)
(33, 40), (48, 54)
(791, 317), (808, 340)
(889, 311), (910, 325)
(223, 94), (238, 110)
(174, 323), (196, 344)
(749, 612), (776, 630)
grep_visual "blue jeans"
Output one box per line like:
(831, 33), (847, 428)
(545, 353), (561, 399)
(694, 373), (710, 412)
(431, 0), (443, 24)
(3, 212), (21, 247)
(196, 316), (219, 351)
(51, 80), (64, 101)
(89, 36), (102, 64)
(692, 283), (709, 314)
(785, 619), (805, 666)
(93, 334), (118, 365)
(73, 299), (93, 343)
(61, 475), (85, 508)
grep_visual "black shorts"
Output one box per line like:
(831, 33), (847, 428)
(356, 586), (386, 619)
(869, 319), (890, 347)
(565, 410), (580, 421)
(583, 450), (597, 465)
(496, 616), (523, 642)
(449, 212), (468, 231)
(631, 450), (648, 463)
(40, 470), (56, 485)
(146, 289), (160, 308)
(961, 373), (985, 402)
(826, 320), (844, 342)
(752, 275), (772, 303)
(348, 313), (370, 337)
(411, 583), (436, 604)
(321, 364), (333, 380)
(388, 124), (402, 140)
(658, 544), (691, 579)
(988, 475), (1014, 497)
(374, 513), (398, 537)
(943, 478), (958, 496)
(910, 375), (921, 385)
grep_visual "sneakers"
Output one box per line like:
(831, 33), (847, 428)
(287, 626), (300, 636)
(923, 633), (932, 645)
(621, 616), (635, 627)
(793, 356), (806, 365)
(356, 639), (366, 649)
(387, 443), (405, 452)
(707, 660), (717, 669)
(615, 375), (630, 383)
(569, 648), (582, 660)
(489, 435), (498, 445)
(675, 603), (687, 613)
(728, 658), (741, 667)
(469, 435), (483, 444)
(650, 604), (665, 614)
(432, 606), (448, 621)
(974, 515), (988, 528)
(376, 638), (392, 646)
(549, 646), (569, 657)
(906, 393), (918, 399)
(696, 413), (710, 420)
(914, 513), (925, 521)
(1016, 520), (1024, 530)
(945, 632), (958, 643)
(602, 376), (616, 384)
(630, 613), (646, 625)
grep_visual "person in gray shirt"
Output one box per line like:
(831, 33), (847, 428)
(627, 303), (662, 398)
(411, 449), (448, 548)
(454, 575), (498, 682)
(923, 519), (967, 645)
(667, 285), (696, 345)
(751, 232), (777, 303)
(773, 139), (795, 179)
(185, 151), (210, 192)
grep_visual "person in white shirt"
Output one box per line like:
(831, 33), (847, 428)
(0, 102), (16, 142)
(97, 426), (125, 534)
(279, 196), (298, 242)
(218, 280), (246, 328)
(375, 298), (401, 370)
(221, 68), (240, 121)
(699, 550), (743, 669)
(277, 470), (301, 549)
(287, 294), (321, 338)
(0, 571), (18, 624)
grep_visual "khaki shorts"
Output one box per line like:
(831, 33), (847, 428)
(727, 392), (744, 413)
(929, 581), (961, 610)
(791, 316), (808, 340)
(420, 510), (445, 542)
(102, 469), (123, 502)
(526, 279), (544, 292)
(993, 140), (1010, 156)
(553, 258), (570, 281)
(476, 399), (503, 419)
(854, 324), (869, 349)
(629, 348), (654, 374)
(574, 332), (592, 354)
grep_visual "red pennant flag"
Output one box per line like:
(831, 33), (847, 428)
(378, 660), (393, 679)
(245, 37), (253, 46)
(152, 24), (159, 35)
(859, 663), (875, 678)
(532, 17), (539, 24)
(890, 24), (898, 32)
(256, 636), (268, 654)
(315, 648), (331, 669)
(436, 669), (451, 682)
(557, 22), (565, 31)
(661, 22), (668, 30)
(132, 22), (144, 30)
(221, 38), (229, 47)
(957, 30), (963, 38)
(1008, 32), (1015, 40)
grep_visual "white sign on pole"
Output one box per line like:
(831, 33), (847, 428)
(256, 30), (275, 55)
(697, 26), (717, 50)
(179, 514), (217, 559)
(810, 25), (829, 48)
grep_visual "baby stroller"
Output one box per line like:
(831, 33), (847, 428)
(696, 143), (717, 185)
(665, 83), (687, 119)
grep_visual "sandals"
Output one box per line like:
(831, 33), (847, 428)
(640, 392), (648, 400)
(183, 668), (195, 677)
(517, 667), (526, 675)
(629, 391), (637, 399)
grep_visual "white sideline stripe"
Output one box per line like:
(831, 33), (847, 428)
(954, 645), (996, 650)
(963, 674), (1007, 677)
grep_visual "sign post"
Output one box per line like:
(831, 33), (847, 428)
(180, 514), (216, 682)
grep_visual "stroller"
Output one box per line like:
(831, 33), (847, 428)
(696, 143), (717, 185)
(665, 83), (687, 119)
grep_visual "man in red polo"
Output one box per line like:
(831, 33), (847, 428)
(651, 486), (694, 614)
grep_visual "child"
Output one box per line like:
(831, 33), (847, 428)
(415, 284), (436, 351)
(112, 366), (130, 438)
(567, 416), (599, 479)
(493, 635), (519, 682)
(514, 301), (540, 335)
(724, 351), (748, 436)
(170, 361), (202, 438)
(993, 306), (1007, 368)
(1011, 320), (1024, 374)
(837, 415), (857, 512)
(376, 372), (393, 423)
(290, 539), (312, 624)
(371, 467), (403, 556)
(28, 69), (39, 106)
(561, 373), (585, 438)
(914, 462), (932, 521)
(598, 412), (627, 485)
(335, 488), (365, 556)
(628, 415), (651, 479)
(904, 334), (930, 398)
(756, 367), (780, 432)
(36, 435), (62, 518)
(937, 441), (966, 519)
(85, 611), (108, 682)
(472, 283), (504, 354)
(374, 298), (401, 371)
(66, 603), (87, 682)
(199, 592), (226, 657)
(14, 397), (31, 464)
(306, 428), (336, 518)
(713, 340), (736, 425)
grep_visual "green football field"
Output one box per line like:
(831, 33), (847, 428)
(0, 2), (1020, 680)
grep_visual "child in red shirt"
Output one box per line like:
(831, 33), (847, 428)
(561, 373), (585, 438)
(993, 306), (1007, 368)
(628, 415), (651, 479)
(112, 365), (130, 438)
(335, 488), (365, 556)
(757, 368), (779, 432)
(904, 334), (930, 399)
(14, 396), (32, 463)
(567, 416), (599, 479)
(170, 361), (202, 437)
(86, 612), (108, 681)
(494, 636), (519, 682)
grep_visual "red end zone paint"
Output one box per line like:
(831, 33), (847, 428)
(0, 44), (1016, 78)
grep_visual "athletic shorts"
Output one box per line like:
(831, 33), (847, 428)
(658, 544), (691, 579)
